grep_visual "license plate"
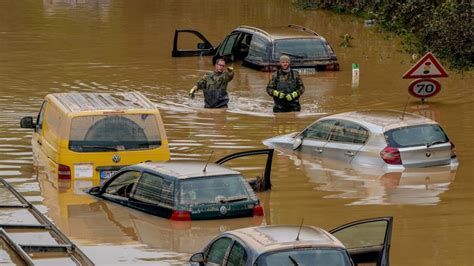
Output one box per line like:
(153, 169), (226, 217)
(295, 68), (316, 74)
(100, 170), (117, 180)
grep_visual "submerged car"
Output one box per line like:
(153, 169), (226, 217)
(87, 149), (273, 221)
(20, 92), (170, 180)
(263, 110), (458, 171)
(172, 24), (339, 72)
(190, 216), (393, 266)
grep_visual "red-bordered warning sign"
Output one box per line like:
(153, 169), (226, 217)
(403, 52), (448, 79)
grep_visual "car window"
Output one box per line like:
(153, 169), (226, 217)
(179, 175), (252, 205)
(104, 170), (141, 197)
(207, 237), (233, 265)
(384, 124), (448, 148)
(331, 220), (388, 249)
(227, 241), (248, 266)
(247, 35), (269, 62)
(69, 114), (161, 152)
(303, 119), (337, 140)
(131, 172), (175, 207)
(274, 38), (330, 59)
(221, 33), (239, 56)
(257, 248), (351, 266)
(330, 121), (369, 144)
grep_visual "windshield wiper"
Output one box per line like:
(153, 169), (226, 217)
(426, 140), (447, 147)
(77, 145), (118, 151)
(280, 51), (305, 59)
(217, 195), (248, 203)
(288, 255), (299, 266)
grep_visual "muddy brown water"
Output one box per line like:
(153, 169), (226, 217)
(1, 0), (473, 265)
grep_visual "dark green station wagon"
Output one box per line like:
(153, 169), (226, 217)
(87, 149), (273, 221)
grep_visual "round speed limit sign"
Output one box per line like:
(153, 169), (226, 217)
(408, 78), (441, 99)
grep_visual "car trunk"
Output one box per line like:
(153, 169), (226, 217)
(398, 143), (452, 167)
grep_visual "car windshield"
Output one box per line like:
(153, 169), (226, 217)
(69, 114), (161, 152)
(258, 248), (351, 266)
(275, 39), (330, 59)
(179, 175), (252, 205)
(384, 124), (449, 148)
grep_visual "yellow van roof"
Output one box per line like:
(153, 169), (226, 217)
(49, 92), (156, 113)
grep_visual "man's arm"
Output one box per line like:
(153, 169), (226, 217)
(294, 71), (305, 96)
(225, 67), (234, 82)
(266, 74), (277, 96)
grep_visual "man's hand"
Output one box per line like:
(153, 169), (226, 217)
(272, 90), (285, 99)
(285, 91), (299, 101)
(189, 87), (197, 99)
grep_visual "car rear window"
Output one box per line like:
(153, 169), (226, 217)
(179, 175), (254, 205)
(384, 124), (449, 148)
(275, 39), (330, 59)
(69, 114), (161, 152)
(258, 248), (351, 266)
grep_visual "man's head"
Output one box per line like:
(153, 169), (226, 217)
(214, 58), (226, 73)
(279, 55), (290, 70)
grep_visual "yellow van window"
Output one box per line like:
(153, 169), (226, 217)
(68, 114), (161, 152)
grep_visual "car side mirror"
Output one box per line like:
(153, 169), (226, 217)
(190, 252), (205, 263)
(292, 136), (303, 150)
(197, 42), (208, 49)
(20, 117), (35, 129)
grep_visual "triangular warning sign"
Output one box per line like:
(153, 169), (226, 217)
(403, 52), (448, 79)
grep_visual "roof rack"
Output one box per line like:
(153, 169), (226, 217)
(238, 25), (271, 37)
(0, 178), (94, 265)
(288, 24), (320, 36)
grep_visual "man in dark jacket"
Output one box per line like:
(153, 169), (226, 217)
(266, 55), (305, 112)
(189, 58), (234, 108)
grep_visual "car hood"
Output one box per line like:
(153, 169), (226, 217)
(262, 132), (298, 149)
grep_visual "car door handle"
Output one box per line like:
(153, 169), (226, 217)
(344, 151), (355, 157)
(315, 148), (323, 153)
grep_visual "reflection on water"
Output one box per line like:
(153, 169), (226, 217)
(277, 150), (457, 205)
(0, 0), (473, 265)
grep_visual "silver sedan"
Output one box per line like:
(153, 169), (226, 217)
(263, 110), (458, 171)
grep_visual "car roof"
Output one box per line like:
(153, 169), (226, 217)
(48, 92), (156, 113)
(132, 161), (241, 180)
(320, 110), (437, 132)
(236, 25), (324, 40)
(226, 225), (345, 255)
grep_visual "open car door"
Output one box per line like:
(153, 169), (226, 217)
(172, 29), (215, 57)
(215, 149), (273, 191)
(329, 217), (393, 266)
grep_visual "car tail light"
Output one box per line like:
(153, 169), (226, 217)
(380, 146), (402, 165)
(170, 210), (191, 221)
(253, 204), (264, 216)
(450, 142), (457, 158)
(58, 164), (71, 179)
(326, 63), (339, 71)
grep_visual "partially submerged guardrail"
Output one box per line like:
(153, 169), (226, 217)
(0, 178), (94, 265)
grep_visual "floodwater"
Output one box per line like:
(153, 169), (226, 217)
(0, 0), (473, 265)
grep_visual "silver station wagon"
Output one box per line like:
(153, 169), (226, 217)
(263, 110), (458, 171)
(190, 217), (393, 266)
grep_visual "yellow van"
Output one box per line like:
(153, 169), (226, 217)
(20, 92), (170, 180)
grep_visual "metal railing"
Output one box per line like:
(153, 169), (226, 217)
(0, 178), (94, 265)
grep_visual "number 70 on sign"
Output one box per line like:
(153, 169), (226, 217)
(408, 78), (441, 99)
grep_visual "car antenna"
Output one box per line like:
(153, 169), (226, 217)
(401, 96), (411, 120)
(296, 218), (304, 241)
(203, 151), (214, 173)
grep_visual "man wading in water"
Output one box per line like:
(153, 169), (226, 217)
(189, 58), (234, 108)
(266, 55), (305, 112)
